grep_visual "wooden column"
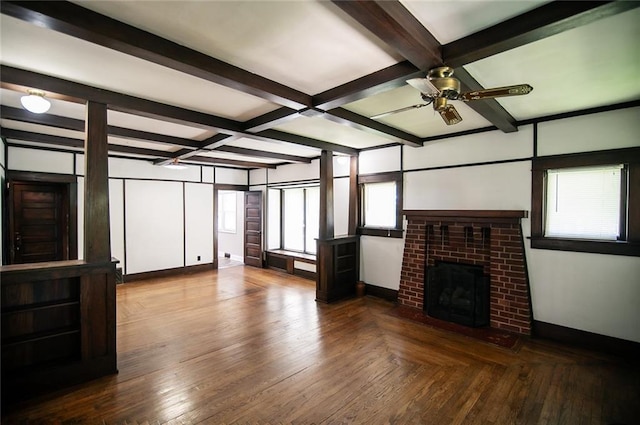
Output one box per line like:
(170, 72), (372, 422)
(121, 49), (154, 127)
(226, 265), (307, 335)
(319, 150), (334, 240)
(316, 151), (359, 303)
(84, 101), (111, 262)
(348, 155), (358, 235)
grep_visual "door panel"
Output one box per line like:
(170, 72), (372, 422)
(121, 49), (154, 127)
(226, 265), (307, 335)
(10, 182), (68, 264)
(244, 191), (263, 268)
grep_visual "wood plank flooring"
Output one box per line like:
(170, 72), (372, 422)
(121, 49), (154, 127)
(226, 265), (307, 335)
(3, 266), (639, 424)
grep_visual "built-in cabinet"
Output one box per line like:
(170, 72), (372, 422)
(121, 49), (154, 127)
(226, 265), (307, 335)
(316, 236), (360, 303)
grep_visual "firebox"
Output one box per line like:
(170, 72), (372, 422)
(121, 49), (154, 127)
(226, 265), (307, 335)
(425, 261), (489, 327)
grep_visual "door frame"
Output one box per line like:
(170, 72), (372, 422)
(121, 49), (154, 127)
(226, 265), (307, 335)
(5, 171), (78, 264)
(213, 184), (252, 268)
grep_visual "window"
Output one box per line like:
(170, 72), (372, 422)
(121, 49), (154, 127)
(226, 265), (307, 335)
(276, 186), (319, 255)
(358, 172), (403, 238)
(218, 191), (237, 233)
(531, 147), (640, 256)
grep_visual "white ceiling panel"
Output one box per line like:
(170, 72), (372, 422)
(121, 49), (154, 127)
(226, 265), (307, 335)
(400, 0), (550, 44)
(465, 8), (640, 120)
(107, 137), (178, 153)
(275, 116), (394, 150)
(199, 150), (280, 164)
(0, 14), (280, 121)
(0, 119), (84, 140)
(73, 0), (404, 95)
(227, 137), (320, 158)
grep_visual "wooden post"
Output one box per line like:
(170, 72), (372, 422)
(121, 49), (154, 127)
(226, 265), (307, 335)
(84, 101), (111, 262)
(319, 150), (334, 240)
(348, 155), (358, 235)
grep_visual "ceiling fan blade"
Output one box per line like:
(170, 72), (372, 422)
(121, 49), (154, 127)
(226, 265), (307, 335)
(438, 104), (463, 125)
(370, 103), (429, 120)
(406, 78), (440, 96)
(459, 84), (533, 101)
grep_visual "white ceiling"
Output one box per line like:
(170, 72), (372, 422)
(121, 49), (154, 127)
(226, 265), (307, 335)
(1, 1), (638, 169)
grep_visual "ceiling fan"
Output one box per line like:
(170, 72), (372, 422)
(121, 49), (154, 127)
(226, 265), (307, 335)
(371, 66), (533, 125)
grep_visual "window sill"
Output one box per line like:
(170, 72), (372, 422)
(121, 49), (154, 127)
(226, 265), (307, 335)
(530, 237), (640, 257)
(357, 227), (403, 238)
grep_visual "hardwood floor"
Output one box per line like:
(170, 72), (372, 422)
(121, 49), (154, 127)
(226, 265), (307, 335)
(3, 266), (639, 424)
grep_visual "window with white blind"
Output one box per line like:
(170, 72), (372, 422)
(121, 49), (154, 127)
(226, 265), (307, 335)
(545, 165), (623, 240)
(531, 147), (639, 257)
(358, 172), (403, 238)
(218, 191), (237, 233)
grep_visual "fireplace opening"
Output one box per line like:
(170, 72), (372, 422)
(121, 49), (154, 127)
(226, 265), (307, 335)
(425, 261), (489, 327)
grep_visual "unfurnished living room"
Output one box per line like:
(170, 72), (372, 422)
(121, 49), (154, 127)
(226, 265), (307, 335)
(1, 1), (639, 423)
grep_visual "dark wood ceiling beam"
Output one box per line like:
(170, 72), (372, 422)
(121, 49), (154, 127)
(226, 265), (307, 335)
(1, 127), (83, 149)
(331, 1), (441, 71)
(1, 66), (343, 152)
(187, 155), (277, 169)
(454, 67), (517, 132)
(330, 0), (517, 133)
(442, 1), (640, 68)
(216, 145), (312, 163)
(153, 134), (235, 165)
(0, 105), (203, 149)
(243, 107), (300, 132)
(0, 0), (311, 110)
(313, 61), (422, 110)
(324, 108), (422, 147)
(254, 129), (358, 156)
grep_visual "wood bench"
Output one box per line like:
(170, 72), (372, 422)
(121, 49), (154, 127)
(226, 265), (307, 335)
(265, 250), (316, 280)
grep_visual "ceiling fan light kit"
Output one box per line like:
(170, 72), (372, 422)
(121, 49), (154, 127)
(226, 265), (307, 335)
(20, 89), (51, 114)
(375, 66), (533, 126)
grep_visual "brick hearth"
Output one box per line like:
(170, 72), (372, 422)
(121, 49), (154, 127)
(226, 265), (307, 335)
(398, 210), (532, 335)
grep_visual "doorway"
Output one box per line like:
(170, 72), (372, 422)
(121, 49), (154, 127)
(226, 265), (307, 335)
(5, 172), (77, 264)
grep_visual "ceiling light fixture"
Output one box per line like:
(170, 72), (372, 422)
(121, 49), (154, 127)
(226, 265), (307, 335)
(163, 159), (188, 170)
(20, 89), (51, 114)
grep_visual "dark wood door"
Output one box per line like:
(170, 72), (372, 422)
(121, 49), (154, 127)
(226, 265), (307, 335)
(244, 191), (263, 267)
(9, 182), (69, 264)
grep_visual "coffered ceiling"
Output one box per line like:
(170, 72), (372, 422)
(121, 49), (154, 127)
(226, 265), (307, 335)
(1, 1), (639, 169)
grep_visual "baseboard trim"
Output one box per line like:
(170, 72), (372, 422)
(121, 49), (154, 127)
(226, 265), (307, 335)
(124, 263), (215, 282)
(364, 283), (398, 303)
(533, 320), (640, 359)
(293, 268), (316, 281)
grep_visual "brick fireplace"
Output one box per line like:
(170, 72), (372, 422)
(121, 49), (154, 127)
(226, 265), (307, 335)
(398, 210), (532, 335)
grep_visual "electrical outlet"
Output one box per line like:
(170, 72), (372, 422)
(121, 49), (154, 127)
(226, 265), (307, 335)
(197, 255), (201, 261)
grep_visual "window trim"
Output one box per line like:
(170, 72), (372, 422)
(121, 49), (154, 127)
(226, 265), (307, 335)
(531, 147), (640, 256)
(357, 171), (403, 238)
(217, 191), (237, 234)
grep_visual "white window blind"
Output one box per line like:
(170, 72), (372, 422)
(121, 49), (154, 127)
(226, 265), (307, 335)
(284, 188), (304, 251)
(545, 165), (623, 240)
(218, 191), (237, 233)
(363, 181), (397, 228)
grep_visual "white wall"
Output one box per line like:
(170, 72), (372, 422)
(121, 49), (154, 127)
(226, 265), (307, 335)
(185, 183), (214, 266)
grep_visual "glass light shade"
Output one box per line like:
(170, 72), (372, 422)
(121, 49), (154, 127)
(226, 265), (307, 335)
(164, 162), (188, 170)
(21, 92), (51, 113)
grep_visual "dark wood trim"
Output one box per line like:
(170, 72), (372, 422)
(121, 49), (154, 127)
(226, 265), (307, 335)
(313, 61), (422, 110)
(293, 268), (316, 281)
(216, 145), (312, 164)
(187, 155), (277, 169)
(403, 209), (528, 219)
(255, 129), (358, 156)
(243, 107), (299, 132)
(0, 0), (311, 110)
(123, 263), (215, 283)
(357, 171), (403, 184)
(533, 320), (640, 360)
(357, 228), (403, 238)
(331, 1), (441, 71)
(364, 283), (398, 303)
(518, 100), (640, 127)
(404, 157), (532, 174)
(83, 101), (110, 262)
(319, 150), (335, 240)
(214, 184), (249, 191)
(421, 126), (498, 144)
(442, 1), (640, 67)
(6, 170), (76, 184)
(530, 147), (640, 256)
(348, 156), (358, 235)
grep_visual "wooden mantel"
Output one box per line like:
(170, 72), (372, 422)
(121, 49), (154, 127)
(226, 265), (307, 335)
(403, 210), (528, 223)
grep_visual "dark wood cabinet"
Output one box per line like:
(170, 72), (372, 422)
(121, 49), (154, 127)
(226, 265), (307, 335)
(316, 236), (360, 303)
(1, 260), (117, 405)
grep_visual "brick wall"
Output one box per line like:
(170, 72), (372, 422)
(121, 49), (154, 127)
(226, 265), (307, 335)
(398, 212), (532, 335)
